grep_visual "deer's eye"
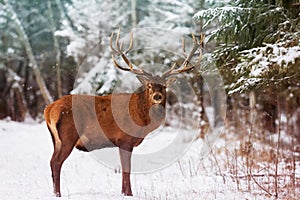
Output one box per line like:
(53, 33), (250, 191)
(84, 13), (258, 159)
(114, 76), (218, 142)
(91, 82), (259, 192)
(147, 84), (152, 89)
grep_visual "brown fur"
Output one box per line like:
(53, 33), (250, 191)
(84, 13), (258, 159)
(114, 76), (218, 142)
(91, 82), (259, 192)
(45, 81), (167, 197)
(45, 30), (202, 197)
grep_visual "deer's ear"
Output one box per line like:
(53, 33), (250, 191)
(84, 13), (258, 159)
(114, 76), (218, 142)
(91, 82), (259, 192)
(166, 77), (177, 86)
(137, 76), (149, 85)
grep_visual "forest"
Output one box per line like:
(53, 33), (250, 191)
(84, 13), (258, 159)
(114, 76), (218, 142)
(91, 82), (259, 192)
(0, 0), (300, 199)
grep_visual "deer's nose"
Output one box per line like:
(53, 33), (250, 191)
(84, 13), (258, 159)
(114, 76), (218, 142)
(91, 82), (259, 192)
(153, 93), (163, 103)
(154, 94), (162, 100)
(153, 94), (162, 101)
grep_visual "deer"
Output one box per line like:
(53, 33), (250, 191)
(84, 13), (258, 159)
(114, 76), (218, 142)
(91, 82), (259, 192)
(44, 30), (204, 197)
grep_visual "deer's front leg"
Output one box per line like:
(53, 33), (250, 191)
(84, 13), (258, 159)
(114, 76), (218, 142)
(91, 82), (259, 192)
(119, 146), (133, 196)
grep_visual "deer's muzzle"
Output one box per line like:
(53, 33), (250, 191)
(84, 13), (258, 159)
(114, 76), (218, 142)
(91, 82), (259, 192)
(152, 92), (163, 104)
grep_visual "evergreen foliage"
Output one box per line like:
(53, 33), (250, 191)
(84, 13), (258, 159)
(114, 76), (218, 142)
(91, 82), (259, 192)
(193, 0), (300, 94)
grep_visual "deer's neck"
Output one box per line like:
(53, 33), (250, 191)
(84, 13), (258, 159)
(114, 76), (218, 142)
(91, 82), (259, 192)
(129, 91), (166, 127)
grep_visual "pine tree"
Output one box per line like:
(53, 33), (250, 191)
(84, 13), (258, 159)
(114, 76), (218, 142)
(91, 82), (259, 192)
(194, 0), (300, 137)
(193, 0), (299, 94)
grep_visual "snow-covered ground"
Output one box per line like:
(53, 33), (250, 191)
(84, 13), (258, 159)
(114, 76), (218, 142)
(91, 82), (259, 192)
(0, 120), (267, 200)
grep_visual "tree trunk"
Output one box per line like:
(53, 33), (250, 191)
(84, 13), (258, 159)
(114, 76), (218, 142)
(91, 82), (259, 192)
(196, 0), (206, 137)
(131, 0), (137, 28)
(11, 84), (27, 121)
(5, 0), (53, 105)
(0, 68), (28, 121)
(48, 0), (63, 98)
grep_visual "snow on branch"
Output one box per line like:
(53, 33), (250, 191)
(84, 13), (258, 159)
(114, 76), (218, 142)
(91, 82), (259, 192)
(193, 6), (252, 28)
(228, 34), (300, 95)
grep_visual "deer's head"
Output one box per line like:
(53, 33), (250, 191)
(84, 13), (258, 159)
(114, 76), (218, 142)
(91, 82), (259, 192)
(110, 30), (204, 106)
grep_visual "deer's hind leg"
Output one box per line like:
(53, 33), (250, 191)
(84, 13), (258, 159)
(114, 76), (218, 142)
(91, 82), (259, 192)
(49, 123), (79, 197)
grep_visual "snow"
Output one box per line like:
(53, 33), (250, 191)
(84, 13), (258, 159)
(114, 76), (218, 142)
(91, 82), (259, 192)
(227, 36), (300, 94)
(0, 120), (266, 200)
(71, 53), (112, 95)
(245, 43), (300, 72)
(193, 6), (252, 28)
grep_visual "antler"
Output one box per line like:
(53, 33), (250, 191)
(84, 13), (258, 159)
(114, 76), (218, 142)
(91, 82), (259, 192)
(162, 34), (204, 78)
(110, 30), (152, 77)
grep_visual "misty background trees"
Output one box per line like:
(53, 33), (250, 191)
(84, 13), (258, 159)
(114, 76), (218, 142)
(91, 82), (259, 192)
(0, 0), (299, 138)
